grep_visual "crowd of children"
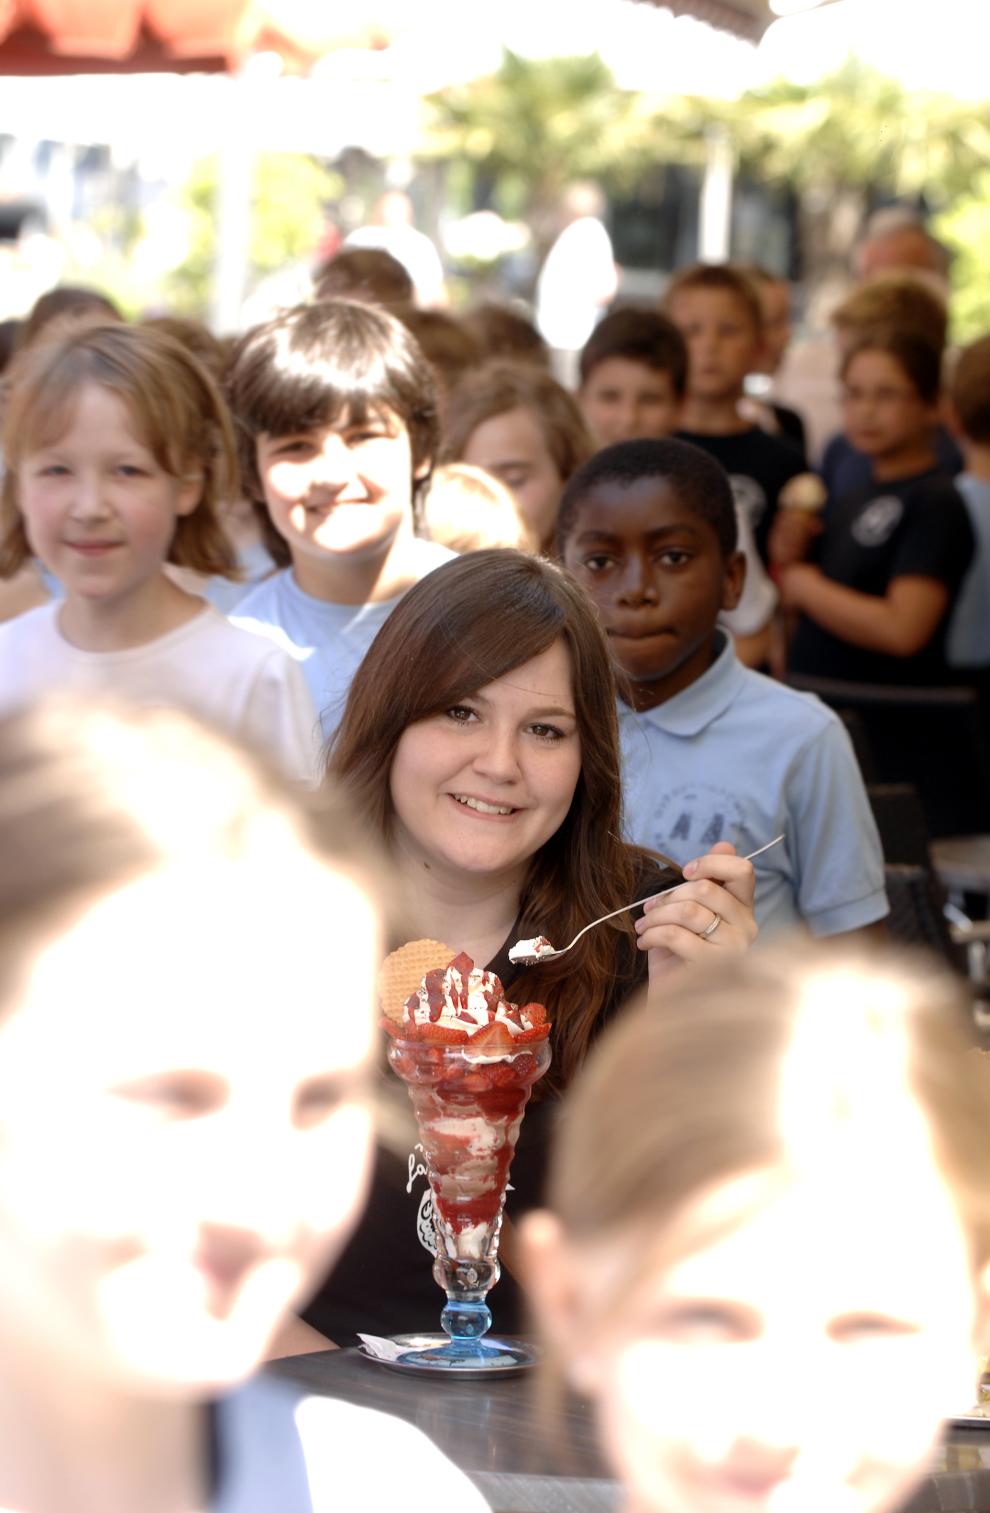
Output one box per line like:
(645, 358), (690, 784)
(1, 225), (990, 1510)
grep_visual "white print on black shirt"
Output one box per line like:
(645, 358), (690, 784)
(729, 474), (768, 530)
(406, 1142), (513, 1259)
(644, 782), (747, 858)
(851, 495), (904, 548)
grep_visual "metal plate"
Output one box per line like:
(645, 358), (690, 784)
(357, 1332), (537, 1379)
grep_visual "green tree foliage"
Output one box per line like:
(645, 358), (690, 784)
(426, 50), (664, 252)
(164, 152), (341, 317)
(935, 180), (990, 344)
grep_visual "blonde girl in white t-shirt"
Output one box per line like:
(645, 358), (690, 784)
(0, 320), (318, 779)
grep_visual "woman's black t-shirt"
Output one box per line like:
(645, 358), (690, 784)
(302, 865), (667, 1345)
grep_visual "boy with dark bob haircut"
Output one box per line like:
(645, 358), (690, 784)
(577, 306), (688, 448)
(227, 299), (452, 740)
(557, 437), (887, 941)
(664, 263), (805, 564)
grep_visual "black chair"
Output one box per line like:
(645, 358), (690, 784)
(787, 674), (990, 840)
(867, 783), (933, 868)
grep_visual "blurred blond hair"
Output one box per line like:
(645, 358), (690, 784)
(421, 463), (539, 555)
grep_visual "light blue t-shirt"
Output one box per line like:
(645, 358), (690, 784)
(231, 542), (454, 744)
(619, 633), (888, 939)
(947, 473), (990, 667)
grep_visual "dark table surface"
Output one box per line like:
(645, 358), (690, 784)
(268, 1347), (990, 1513)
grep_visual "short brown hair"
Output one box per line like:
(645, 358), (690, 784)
(17, 285), (121, 352)
(549, 943), (990, 1271)
(462, 302), (550, 369)
(393, 306), (482, 391)
(831, 272), (948, 354)
(579, 306), (688, 394)
(225, 300), (440, 567)
(0, 321), (237, 580)
(0, 696), (390, 1010)
(440, 360), (593, 488)
(840, 325), (943, 407)
(951, 335), (990, 445)
(663, 263), (763, 334)
(142, 315), (227, 383)
(313, 247), (414, 309)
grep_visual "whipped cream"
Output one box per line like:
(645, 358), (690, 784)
(403, 952), (537, 1035)
(507, 934), (555, 964)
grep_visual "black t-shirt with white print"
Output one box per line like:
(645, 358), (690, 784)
(788, 466), (974, 687)
(301, 869), (666, 1347)
(676, 425), (805, 564)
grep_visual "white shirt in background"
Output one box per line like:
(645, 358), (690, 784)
(0, 603), (321, 783)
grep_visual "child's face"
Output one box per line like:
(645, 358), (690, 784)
(669, 289), (762, 405)
(841, 350), (936, 469)
(0, 847), (378, 1394)
(461, 406), (565, 549)
(527, 1154), (980, 1513)
(256, 406), (423, 570)
(561, 478), (743, 708)
(580, 358), (682, 447)
(388, 638), (582, 889)
(17, 383), (201, 607)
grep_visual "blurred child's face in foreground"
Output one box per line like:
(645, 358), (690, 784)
(256, 406), (423, 573)
(17, 382), (201, 610)
(529, 1152), (981, 1513)
(580, 359), (681, 447)
(460, 406), (565, 548)
(562, 479), (743, 708)
(669, 290), (761, 405)
(0, 846), (379, 1394)
(841, 350), (937, 473)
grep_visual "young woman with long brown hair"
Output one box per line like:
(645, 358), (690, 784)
(297, 549), (757, 1347)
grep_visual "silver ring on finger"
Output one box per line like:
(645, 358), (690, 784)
(700, 910), (722, 940)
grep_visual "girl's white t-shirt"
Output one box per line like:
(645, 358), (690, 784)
(0, 603), (321, 782)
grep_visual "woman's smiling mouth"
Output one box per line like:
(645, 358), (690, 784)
(450, 794), (519, 817)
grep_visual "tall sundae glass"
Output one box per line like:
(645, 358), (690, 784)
(381, 945), (551, 1373)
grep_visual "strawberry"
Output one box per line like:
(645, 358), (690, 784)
(414, 1022), (470, 1045)
(514, 1023), (551, 1043)
(465, 1020), (516, 1056)
(519, 1002), (547, 1026)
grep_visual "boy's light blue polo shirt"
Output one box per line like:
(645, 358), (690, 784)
(619, 632), (888, 939)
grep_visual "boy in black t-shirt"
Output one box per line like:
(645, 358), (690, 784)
(783, 326), (973, 686)
(665, 263), (805, 563)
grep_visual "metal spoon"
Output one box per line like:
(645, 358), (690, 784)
(507, 834), (785, 965)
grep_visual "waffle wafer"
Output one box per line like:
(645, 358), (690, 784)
(378, 938), (454, 1023)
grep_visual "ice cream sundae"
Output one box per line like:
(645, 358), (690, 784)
(378, 940), (551, 1372)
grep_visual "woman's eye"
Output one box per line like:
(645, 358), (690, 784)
(347, 429), (387, 446)
(582, 554), (614, 573)
(445, 705), (478, 724)
(273, 440), (312, 458)
(116, 464), (146, 479)
(529, 723), (565, 743)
